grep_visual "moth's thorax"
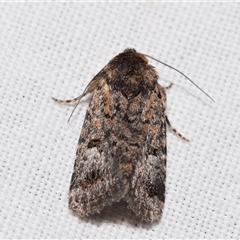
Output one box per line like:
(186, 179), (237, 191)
(108, 49), (159, 98)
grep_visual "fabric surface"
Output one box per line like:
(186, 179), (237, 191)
(0, 3), (239, 239)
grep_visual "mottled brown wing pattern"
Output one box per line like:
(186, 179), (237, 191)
(67, 49), (168, 221)
(68, 78), (130, 217)
(53, 48), (187, 222)
(124, 84), (167, 222)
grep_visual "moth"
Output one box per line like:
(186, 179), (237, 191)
(52, 48), (213, 222)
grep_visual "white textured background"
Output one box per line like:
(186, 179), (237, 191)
(0, 3), (239, 239)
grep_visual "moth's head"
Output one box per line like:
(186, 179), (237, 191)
(112, 48), (148, 65)
(123, 48), (137, 53)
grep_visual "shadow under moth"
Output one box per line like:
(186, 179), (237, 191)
(52, 48), (213, 222)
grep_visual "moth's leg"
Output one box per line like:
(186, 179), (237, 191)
(52, 94), (83, 104)
(52, 87), (87, 123)
(164, 83), (173, 90)
(52, 76), (104, 104)
(52, 77), (105, 122)
(52, 94), (84, 122)
(166, 116), (189, 142)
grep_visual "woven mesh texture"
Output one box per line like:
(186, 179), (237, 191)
(0, 3), (239, 238)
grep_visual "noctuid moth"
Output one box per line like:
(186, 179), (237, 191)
(52, 48), (213, 222)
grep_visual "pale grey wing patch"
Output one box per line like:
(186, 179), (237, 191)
(69, 147), (129, 217)
(125, 154), (166, 222)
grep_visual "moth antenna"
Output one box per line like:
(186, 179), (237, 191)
(144, 54), (214, 102)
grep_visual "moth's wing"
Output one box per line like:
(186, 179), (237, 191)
(124, 85), (167, 222)
(69, 79), (129, 217)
